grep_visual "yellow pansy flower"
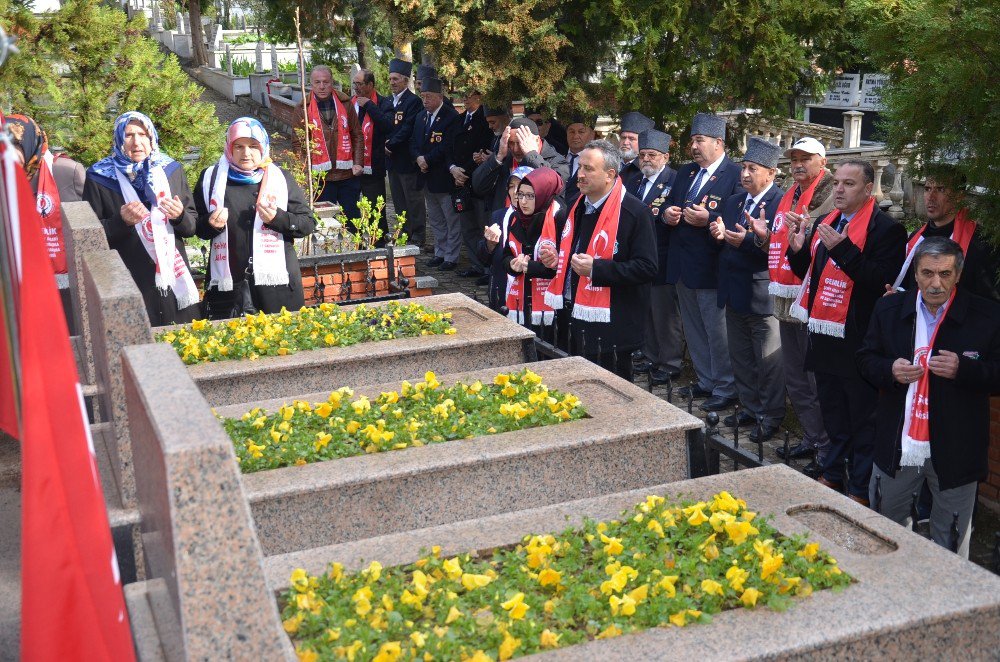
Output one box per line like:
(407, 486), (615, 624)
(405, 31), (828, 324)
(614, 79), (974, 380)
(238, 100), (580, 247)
(539, 628), (560, 649)
(372, 641), (402, 662)
(409, 631), (426, 648)
(596, 624), (623, 639)
(442, 557), (463, 580)
(296, 647), (318, 662)
(725, 519), (758, 545)
(726, 566), (749, 592)
(658, 574), (680, 598)
(445, 606), (462, 624)
(761, 552), (784, 580)
(537, 568), (562, 587)
(740, 587), (761, 607)
(461, 573), (492, 591)
(500, 592), (529, 620)
(701, 579), (724, 597)
(498, 631), (520, 661)
(668, 611), (687, 627)
(609, 593), (636, 616)
(686, 506), (709, 526)
(600, 533), (624, 556)
(797, 542), (820, 561)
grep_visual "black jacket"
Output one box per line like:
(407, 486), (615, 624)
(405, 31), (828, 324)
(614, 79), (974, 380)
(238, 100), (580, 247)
(194, 166), (315, 317)
(411, 103), (461, 194)
(626, 166), (677, 286)
(664, 158), (745, 289)
(471, 141), (570, 213)
(451, 107), (494, 184)
(857, 288), (1000, 489)
(899, 221), (1000, 302)
(788, 205), (907, 377)
(83, 163), (199, 327)
(717, 183), (784, 315)
(562, 190), (658, 352)
(355, 92), (395, 179)
(382, 89), (423, 175)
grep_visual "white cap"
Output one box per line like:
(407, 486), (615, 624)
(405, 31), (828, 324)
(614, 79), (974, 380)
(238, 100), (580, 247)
(783, 136), (826, 158)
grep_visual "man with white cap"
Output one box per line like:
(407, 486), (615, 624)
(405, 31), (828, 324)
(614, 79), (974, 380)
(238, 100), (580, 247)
(662, 112), (744, 411)
(748, 137), (835, 472)
(712, 137), (785, 440)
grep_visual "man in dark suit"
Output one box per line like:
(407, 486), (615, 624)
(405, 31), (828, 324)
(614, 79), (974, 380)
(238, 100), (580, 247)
(384, 58), (427, 247)
(471, 117), (569, 214)
(351, 68), (395, 241)
(450, 88), (494, 278)
(858, 237), (1000, 556)
(411, 77), (462, 270)
(617, 111), (655, 185)
(563, 115), (596, 206)
(537, 139), (658, 380)
(525, 108), (568, 156)
(712, 137), (785, 440)
(787, 159), (906, 504)
(630, 129), (680, 385)
(663, 113), (745, 411)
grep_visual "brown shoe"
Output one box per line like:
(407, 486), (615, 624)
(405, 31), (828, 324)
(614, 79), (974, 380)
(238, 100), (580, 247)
(848, 494), (870, 507)
(816, 476), (843, 492)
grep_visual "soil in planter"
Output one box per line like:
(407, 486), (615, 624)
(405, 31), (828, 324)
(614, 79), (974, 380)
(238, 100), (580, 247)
(279, 491), (851, 661)
(222, 368), (587, 473)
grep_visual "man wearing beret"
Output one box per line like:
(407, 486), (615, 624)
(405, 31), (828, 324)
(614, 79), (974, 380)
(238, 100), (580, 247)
(564, 115), (596, 205)
(384, 58), (427, 248)
(411, 78), (463, 271)
(618, 111), (656, 186)
(450, 88), (495, 279)
(631, 129), (682, 385)
(711, 137), (785, 440)
(663, 112), (745, 411)
(471, 117), (569, 214)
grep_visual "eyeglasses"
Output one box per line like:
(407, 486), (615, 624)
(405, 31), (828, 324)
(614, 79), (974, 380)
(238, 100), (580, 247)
(515, 193), (535, 200)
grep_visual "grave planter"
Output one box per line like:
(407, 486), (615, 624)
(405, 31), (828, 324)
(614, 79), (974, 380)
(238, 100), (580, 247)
(194, 66), (250, 103)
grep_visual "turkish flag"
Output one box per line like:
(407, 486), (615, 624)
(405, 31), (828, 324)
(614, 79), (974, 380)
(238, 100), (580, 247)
(1, 139), (136, 659)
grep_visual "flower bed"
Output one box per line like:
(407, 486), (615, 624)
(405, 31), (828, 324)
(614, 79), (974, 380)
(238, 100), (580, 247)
(223, 368), (586, 473)
(280, 491), (850, 661)
(157, 301), (455, 365)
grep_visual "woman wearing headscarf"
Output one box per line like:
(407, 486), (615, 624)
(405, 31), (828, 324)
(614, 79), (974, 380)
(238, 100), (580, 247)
(477, 165), (533, 312)
(502, 167), (566, 335)
(195, 117), (315, 318)
(6, 113), (87, 326)
(83, 111), (201, 326)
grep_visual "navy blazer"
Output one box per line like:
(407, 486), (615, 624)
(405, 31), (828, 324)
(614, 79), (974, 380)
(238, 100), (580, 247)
(628, 167), (677, 285)
(717, 183), (784, 314)
(664, 157), (745, 289)
(384, 89), (423, 175)
(356, 92), (395, 178)
(411, 103), (461, 194)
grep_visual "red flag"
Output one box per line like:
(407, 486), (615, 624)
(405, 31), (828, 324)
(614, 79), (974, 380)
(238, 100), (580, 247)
(2, 139), (136, 659)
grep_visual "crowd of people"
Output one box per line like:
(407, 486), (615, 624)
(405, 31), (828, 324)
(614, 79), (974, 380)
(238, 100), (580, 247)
(5, 57), (1000, 559)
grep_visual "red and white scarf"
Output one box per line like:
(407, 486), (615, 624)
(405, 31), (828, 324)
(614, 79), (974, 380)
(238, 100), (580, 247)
(114, 169), (200, 310)
(892, 209), (977, 290)
(789, 196), (877, 338)
(306, 93), (353, 172)
(768, 174), (825, 298)
(544, 178), (624, 322)
(900, 290), (955, 466)
(353, 92), (377, 175)
(202, 159), (290, 290)
(506, 201), (560, 325)
(36, 151), (67, 287)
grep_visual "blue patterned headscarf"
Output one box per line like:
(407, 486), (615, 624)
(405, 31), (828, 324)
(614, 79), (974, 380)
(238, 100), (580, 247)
(87, 111), (177, 196)
(224, 117), (270, 184)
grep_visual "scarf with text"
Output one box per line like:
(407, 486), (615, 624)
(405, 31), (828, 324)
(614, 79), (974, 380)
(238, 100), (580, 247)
(768, 173), (825, 298)
(37, 151), (67, 286)
(306, 93), (353, 172)
(353, 92), (378, 175)
(900, 290), (955, 466)
(789, 196), (876, 338)
(892, 209), (977, 289)
(506, 188), (561, 325)
(544, 177), (624, 322)
(114, 168), (199, 310)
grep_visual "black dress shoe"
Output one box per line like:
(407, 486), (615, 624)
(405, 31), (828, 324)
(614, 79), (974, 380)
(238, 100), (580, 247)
(633, 359), (653, 372)
(802, 460), (823, 478)
(650, 368), (676, 385)
(775, 442), (815, 460)
(457, 268), (485, 278)
(476, 274), (490, 286)
(676, 384), (712, 399)
(749, 423), (779, 443)
(699, 395), (736, 412)
(439, 261), (458, 271)
(723, 410), (756, 427)
(427, 256), (444, 267)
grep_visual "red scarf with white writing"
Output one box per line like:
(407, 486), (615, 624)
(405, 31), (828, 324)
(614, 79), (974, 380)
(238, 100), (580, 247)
(544, 178), (624, 322)
(307, 93), (353, 172)
(789, 196), (877, 338)
(892, 209), (977, 289)
(352, 91), (378, 175)
(900, 289), (955, 466)
(768, 173), (825, 298)
(36, 151), (67, 285)
(506, 201), (559, 325)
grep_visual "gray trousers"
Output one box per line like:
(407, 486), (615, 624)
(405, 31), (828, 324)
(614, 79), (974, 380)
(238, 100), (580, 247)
(726, 309), (785, 425)
(676, 281), (735, 399)
(388, 170), (427, 246)
(460, 196), (488, 271)
(779, 319), (830, 457)
(870, 460), (976, 558)
(643, 283), (684, 373)
(424, 190), (463, 263)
